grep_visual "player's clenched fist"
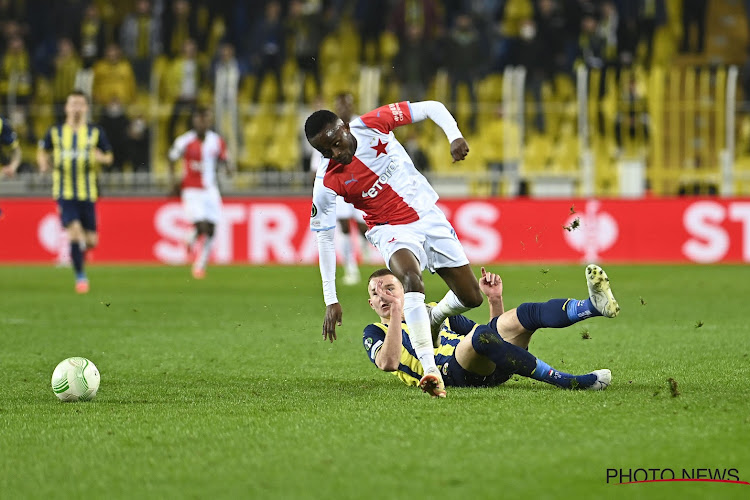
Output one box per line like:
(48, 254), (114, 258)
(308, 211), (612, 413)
(450, 138), (469, 162)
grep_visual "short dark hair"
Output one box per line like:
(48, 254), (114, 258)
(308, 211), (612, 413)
(67, 90), (89, 103)
(305, 109), (338, 141)
(368, 268), (395, 284)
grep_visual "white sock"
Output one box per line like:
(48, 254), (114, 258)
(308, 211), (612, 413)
(196, 235), (214, 269)
(186, 228), (198, 246)
(431, 290), (470, 325)
(403, 292), (438, 373)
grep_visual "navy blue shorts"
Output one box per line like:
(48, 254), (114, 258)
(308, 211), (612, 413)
(57, 199), (97, 231)
(441, 356), (513, 388)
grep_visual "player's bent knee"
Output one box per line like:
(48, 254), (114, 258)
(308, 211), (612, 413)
(399, 271), (425, 293)
(461, 290), (484, 309)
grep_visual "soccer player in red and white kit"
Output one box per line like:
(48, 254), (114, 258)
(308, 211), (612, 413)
(168, 106), (230, 279)
(306, 100), (483, 398)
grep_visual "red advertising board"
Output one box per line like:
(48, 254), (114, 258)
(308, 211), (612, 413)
(1, 197), (749, 264)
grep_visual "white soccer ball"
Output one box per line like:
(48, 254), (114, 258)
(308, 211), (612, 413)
(51, 357), (100, 402)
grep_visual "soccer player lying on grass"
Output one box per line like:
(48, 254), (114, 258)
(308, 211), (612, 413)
(363, 265), (620, 396)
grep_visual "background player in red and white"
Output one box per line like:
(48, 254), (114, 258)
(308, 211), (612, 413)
(306, 100), (483, 398)
(168, 106), (231, 279)
(309, 92), (369, 285)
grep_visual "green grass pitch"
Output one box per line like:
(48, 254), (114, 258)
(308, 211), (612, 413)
(1, 264), (749, 499)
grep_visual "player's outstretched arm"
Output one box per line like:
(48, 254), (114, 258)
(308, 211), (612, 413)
(94, 148), (114, 166)
(316, 227), (341, 342)
(1, 143), (21, 177)
(409, 101), (469, 162)
(372, 280), (403, 372)
(479, 267), (504, 319)
(37, 148), (51, 174)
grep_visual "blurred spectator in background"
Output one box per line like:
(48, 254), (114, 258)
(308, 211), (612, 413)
(637, 0), (666, 67)
(164, 0), (196, 58)
(390, 0), (443, 46)
(249, 0), (285, 103)
(614, 74), (649, 150)
(578, 10), (605, 70)
(534, 0), (566, 68)
(120, 0), (162, 88)
(681, 0), (707, 54)
(518, 18), (547, 133)
(445, 13), (481, 132)
(404, 127), (430, 173)
(76, 3), (106, 68)
(599, 1), (620, 68)
(287, 0), (325, 102)
(213, 42), (240, 156)
(92, 43), (136, 107)
(127, 106), (150, 173)
(0, 35), (32, 124)
(614, 0), (639, 66)
(355, 0), (389, 65)
(52, 38), (81, 122)
(494, 0), (534, 69)
(393, 24), (434, 101)
(99, 97), (130, 172)
(0, 0), (25, 26)
(167, 38), (201, 141)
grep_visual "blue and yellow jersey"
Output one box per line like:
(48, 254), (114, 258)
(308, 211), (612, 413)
(40, 123), (112, 202)
(363, 315), (479, 386)
(0, 116), (19, 149)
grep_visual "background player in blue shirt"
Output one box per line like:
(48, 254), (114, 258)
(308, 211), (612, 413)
(363, 265), (619, 396)
(0, 116), (21, 178)
(38, 91), (113, 293)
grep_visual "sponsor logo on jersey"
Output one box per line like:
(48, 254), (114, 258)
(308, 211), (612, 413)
(389, 102), (405, 122)
(311, 203), (317, 217)
(362, 161), (399, 198)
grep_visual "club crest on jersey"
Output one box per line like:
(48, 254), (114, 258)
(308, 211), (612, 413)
(362, 161), (399, 198)
(311, 203), (318, 217)
(364, 337), (373, 350)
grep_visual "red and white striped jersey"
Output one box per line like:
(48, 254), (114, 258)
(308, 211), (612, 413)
(311, 101), (459, 231)
(168, 130), (227, 189)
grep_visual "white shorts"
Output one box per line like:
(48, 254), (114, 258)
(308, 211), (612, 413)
(336, 196), (365, 223)
(182, 187), (222, 224)
(366, 205), (469, 273)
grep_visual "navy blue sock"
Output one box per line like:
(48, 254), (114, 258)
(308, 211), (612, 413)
(516, 299), (573, 330)
(471, 326), (597, 389)
(70, 242), (86, 280)
(470, 325), (539, 376)
(516, 298), (600, 332)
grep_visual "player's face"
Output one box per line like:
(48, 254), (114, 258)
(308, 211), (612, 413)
(368, 274), (404, 319)
(65, 95), (88, 121)
(310, 119), (356, 165)
(193, 113), (211, 134)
